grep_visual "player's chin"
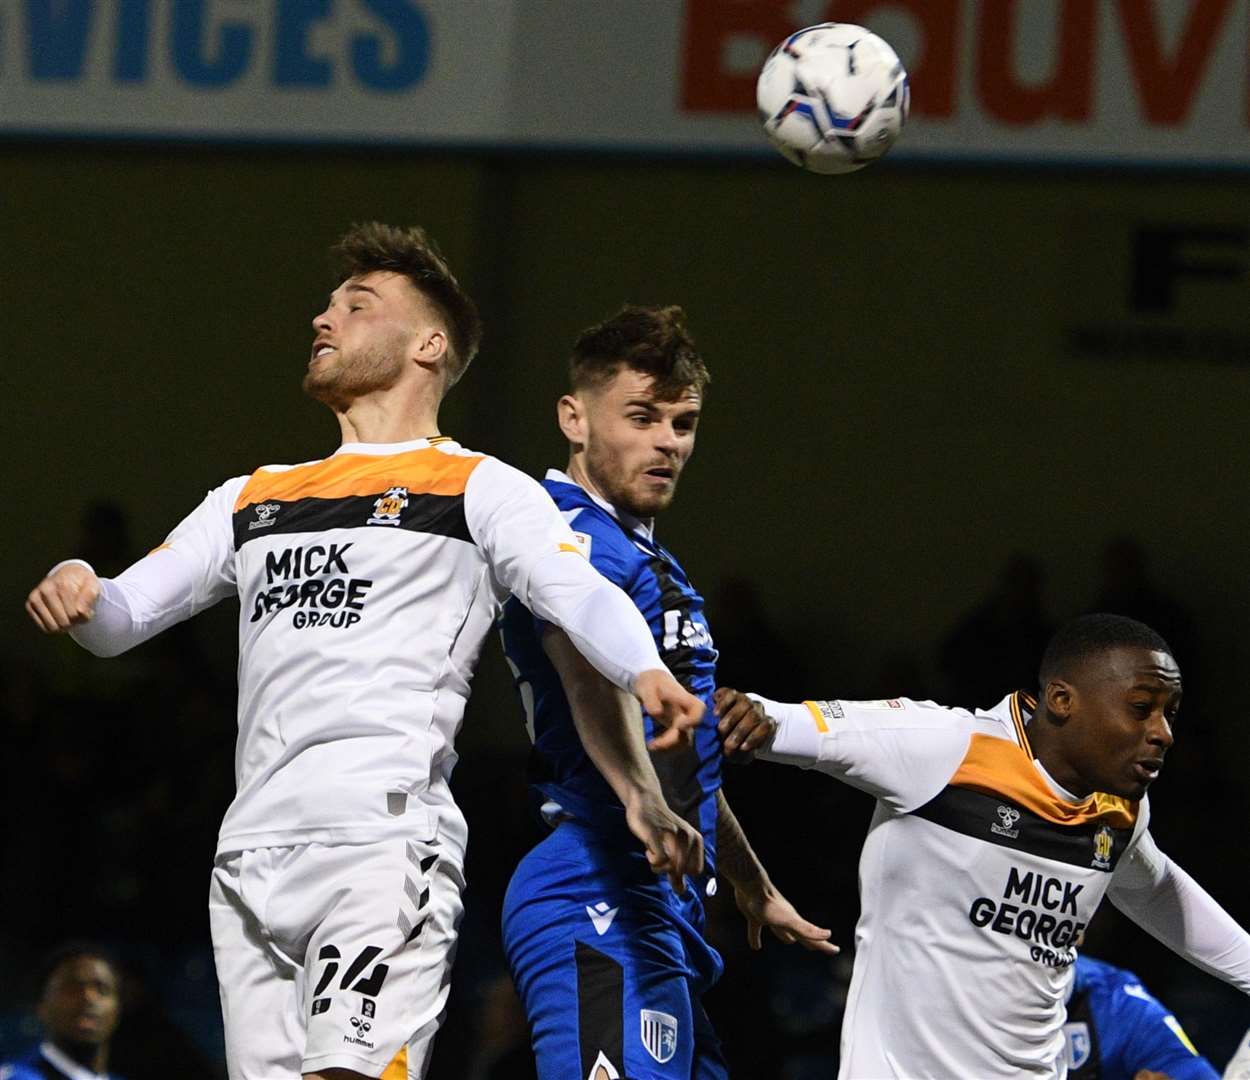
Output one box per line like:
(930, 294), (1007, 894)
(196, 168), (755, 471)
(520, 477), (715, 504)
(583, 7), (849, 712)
(1111, 772), (1153, 801)
(631, 484), (678, 516)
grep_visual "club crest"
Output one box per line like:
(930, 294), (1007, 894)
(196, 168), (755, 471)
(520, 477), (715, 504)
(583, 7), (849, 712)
(367, 486), (408, 526)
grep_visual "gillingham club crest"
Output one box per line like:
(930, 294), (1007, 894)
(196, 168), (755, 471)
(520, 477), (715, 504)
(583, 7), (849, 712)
(640, 1009), (677, 1064)
(1064, 1021), (1092, 1069)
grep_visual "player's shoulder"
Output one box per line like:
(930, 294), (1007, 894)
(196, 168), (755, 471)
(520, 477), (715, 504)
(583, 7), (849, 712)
(542, 478), (643, 556)
(1078, 955), (1164, 1011)
(831, 695), (992, 736)
(1075, 953), (1134, 990)
(0, 1049), (47, 1080)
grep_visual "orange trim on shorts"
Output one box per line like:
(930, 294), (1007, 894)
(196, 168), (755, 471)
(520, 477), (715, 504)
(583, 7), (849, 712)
(234, 446), (483, 511)
(952, 733), (1138, 829)
(380, 1046), (408, 1080)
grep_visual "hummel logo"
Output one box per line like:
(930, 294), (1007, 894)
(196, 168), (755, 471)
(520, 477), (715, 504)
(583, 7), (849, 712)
(586, 901), (619, 936)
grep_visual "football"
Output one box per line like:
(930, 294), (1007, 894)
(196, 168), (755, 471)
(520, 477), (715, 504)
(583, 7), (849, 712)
(756, 23), (909, 175)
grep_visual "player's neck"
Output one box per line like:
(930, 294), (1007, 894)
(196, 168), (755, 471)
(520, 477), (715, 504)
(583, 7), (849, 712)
(335, 390), (441, 446)
(1027, 718), (1092, 800)
(48, 1036), (109, 1075)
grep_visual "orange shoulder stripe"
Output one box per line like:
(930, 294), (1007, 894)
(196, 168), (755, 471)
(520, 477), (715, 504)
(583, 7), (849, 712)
(234, 447), (483, 511)
(952, 733), (1138, 829)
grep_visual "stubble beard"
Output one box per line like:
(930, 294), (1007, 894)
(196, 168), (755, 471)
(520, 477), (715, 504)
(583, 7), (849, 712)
(303, 337), (407, 412)
(587, 445), (676, 519)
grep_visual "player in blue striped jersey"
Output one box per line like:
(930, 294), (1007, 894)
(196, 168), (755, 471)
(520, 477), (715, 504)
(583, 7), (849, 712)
(1064, 955), (1218, 1079)
(0, 945), (126, 1080)
(500, 306), (833, 1080)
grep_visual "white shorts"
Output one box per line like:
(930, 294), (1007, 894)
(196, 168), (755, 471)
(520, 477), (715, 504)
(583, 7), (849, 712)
(209, 836), (464, 1079)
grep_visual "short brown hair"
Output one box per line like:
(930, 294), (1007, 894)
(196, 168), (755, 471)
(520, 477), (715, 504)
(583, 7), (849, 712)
(331, 222), (483, 386)
(570, 305), (709, 400)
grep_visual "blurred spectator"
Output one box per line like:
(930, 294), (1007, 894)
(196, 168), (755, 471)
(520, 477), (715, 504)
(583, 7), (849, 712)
(865, 651), (931, 701)
(939, 553), (1053, 709)
(1092, 537), (1194, 668)
(76, 501), (134, 580)
(466, 973), (536, 1080)
(709, 576), (809, 699)
(1, 944), (125, 1080)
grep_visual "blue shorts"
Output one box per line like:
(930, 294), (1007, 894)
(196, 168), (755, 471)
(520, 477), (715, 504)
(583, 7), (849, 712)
(502, 820), (727, 1080)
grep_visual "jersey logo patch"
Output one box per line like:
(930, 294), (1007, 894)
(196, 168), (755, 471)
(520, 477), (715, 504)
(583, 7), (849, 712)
(1092, 824), (1113, 870)
(1063, 1022), (1092, 1069)
(249, 502), (281, 530)
(586, 901), (619, 935)
(991, 804), (1021, 839)
(640, 1009), (677, 1064)
(366, 486), (409, 526)
(570, 530), (593, 558)
(856, 698), (904, 710)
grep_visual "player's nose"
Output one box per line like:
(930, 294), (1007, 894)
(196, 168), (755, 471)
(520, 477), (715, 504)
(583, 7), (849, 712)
(654, 423), (682, 452)
(1147, 712), (1174, 751)
(312, 308), (334, 334)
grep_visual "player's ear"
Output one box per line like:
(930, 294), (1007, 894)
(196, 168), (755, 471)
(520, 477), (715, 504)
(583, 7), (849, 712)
(412, 327), (448, 376)
(1043, 679), (1074, 722)
(557, 393), (587, 447)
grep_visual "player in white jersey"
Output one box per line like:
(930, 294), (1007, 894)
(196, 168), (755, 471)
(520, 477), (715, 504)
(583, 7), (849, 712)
(716, 613), (1250, 1078)
(25, 223), (706, 1080)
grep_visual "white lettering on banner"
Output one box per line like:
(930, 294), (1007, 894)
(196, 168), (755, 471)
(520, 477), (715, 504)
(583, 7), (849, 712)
(4, 0), (1250, 162)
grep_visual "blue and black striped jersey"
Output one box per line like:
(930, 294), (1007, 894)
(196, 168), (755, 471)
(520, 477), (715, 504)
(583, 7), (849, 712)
(500, 471), (721, 877)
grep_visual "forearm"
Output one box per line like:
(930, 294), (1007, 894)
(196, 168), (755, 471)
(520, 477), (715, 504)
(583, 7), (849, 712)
(57, 554), (195, 658)
(527, 550), (664, 693)
(715, 788), (769, 892)
(1110, 834), (1250, 994)
(747, 694), (825, 765)
(543, 628), (665, 808)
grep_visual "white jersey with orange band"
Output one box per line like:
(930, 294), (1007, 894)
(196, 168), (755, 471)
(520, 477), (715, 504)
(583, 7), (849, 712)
(751, 691), (1250, 1079)
(63, 437), (664, 864)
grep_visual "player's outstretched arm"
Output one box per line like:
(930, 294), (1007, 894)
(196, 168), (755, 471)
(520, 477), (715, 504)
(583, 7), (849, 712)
(713, 789), (837, 954)
(25, 481), (241, 658)
(464, 459), (703, 745)
(542, 628), (704, 892)
(714, 687), (776, 758)
(26, 561), (101, 633)
(1110, 831), (1250, 996)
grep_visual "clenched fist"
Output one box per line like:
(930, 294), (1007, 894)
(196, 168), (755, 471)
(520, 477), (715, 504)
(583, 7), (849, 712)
(26, 562), (100, 633)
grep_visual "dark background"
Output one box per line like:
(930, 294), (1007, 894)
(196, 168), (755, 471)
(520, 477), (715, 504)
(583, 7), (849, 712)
(4, 122), (1250, 1075)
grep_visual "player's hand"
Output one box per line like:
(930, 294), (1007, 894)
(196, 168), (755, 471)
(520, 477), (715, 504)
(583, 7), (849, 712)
(1132, 1072), (1171, 1080)
(635, 669), (704, 751)
(623, 788), (705, 894)
(25, 563), (101, 633)
(714, 688), (776, 759)
(732, 879), (838, 955)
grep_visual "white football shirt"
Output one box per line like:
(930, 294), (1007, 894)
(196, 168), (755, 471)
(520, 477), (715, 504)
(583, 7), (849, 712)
(759, 692), (1148, 1078)
(68, 437), (659, 864)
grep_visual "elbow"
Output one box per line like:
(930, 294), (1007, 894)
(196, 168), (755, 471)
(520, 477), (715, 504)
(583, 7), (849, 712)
(68, 629), (131, 659)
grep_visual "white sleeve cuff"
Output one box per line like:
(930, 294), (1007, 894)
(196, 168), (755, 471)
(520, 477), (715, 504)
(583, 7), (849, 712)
(48, 558), (96, 576)
(749, 694), (826, 765)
